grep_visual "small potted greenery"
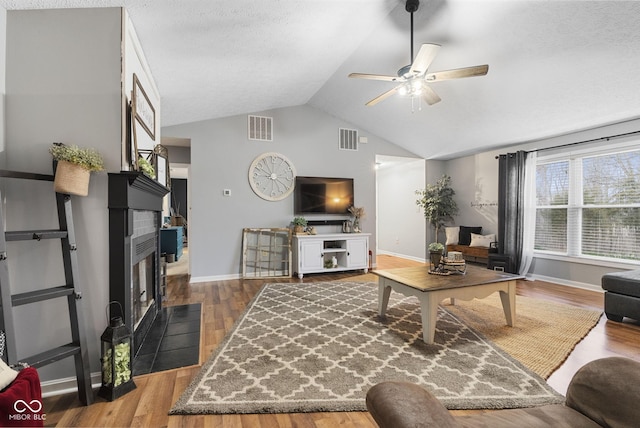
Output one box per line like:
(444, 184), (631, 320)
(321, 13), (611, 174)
(138, 157), (156, 179)
(292, 216), (307, 234)
(49, 143), (104, 196)
(428, 242), (445, 270)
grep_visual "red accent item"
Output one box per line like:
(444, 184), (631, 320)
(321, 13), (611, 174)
(0, 367), (44, 427)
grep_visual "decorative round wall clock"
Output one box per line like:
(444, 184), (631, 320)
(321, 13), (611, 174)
(248, 152), (296, 201)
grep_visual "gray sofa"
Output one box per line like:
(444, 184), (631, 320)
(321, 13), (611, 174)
(601, 269), (640, 322)
(366, 357), (640, 428)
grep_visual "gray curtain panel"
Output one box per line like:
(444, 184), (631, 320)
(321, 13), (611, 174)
(497, 151), (528, 273)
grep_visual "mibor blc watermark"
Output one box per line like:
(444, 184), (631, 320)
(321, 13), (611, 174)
(8, 399), (46, 422)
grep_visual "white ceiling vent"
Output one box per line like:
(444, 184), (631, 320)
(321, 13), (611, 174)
(248, 115), (273, 141)
(339, 128), (358, 151)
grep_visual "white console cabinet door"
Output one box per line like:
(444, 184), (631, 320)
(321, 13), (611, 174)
(293, 233), (370, 279)
(347, 238), (368, 269)
(298, 239), (324, 271)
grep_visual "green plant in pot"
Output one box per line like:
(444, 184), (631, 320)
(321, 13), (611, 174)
(138, 157), (156, 179)
(292, 216), (307, 234)
(428, 242), (445, 270)
(49, 143), (104, 196)
(416, 174), (459, 244)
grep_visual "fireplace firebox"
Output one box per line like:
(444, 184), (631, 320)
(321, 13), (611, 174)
(108, 172), (169, 358)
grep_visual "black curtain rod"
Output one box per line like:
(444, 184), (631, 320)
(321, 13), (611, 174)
(495, 129), (640, 159)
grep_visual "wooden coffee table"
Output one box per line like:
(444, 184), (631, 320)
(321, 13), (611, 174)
(373, 264), (523, 344)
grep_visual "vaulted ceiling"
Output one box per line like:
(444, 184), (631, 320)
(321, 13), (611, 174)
(3, 1), (640, 159)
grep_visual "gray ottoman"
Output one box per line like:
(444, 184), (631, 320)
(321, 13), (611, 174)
(601, 269), (640, 322)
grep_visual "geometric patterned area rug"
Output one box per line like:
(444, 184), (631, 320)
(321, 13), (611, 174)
(170, 281), (565, 415)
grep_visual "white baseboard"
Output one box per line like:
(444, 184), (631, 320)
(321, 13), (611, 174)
(190, 273), (241, 283)
(528, 273), (603, 293)
(40, 372), (102, 398)
(376, 249), (426, 264)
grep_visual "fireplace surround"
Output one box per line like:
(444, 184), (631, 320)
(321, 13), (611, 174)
(108, 172), (169, 358)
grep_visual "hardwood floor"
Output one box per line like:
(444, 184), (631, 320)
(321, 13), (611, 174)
(42, 254), (640, 427)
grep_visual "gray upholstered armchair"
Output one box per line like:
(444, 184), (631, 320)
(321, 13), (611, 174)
(366, 357), (640, 428)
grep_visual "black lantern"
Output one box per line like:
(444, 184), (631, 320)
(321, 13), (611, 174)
(98, 302), (136, 401)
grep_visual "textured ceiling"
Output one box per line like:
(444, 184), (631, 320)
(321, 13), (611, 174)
(3, 1), (640, 159)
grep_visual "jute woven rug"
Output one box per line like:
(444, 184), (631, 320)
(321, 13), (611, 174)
(444, 293), (602, 379)
(170, 281), (594, 415)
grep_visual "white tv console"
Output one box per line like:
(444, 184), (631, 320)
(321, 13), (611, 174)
(292, 233), (370, 279)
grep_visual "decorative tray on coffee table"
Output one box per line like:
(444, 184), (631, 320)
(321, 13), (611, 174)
(428, 259), (467, 275)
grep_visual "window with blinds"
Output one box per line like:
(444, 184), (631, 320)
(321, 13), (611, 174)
(535, 147), (640, 262)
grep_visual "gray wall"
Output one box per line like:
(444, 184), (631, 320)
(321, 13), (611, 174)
(0, 7), (5, 164)
(163, 105), (421, 281)
(445, 153), (500, 236)
(166, 145), (190, 164)
(4, 9), (123, 382)
(376, 156), (426, 261)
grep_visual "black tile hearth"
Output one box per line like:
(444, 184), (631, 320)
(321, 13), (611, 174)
(133, 303), (201, 375)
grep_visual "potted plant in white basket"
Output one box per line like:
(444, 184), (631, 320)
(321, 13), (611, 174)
(50, 143), (104, 196)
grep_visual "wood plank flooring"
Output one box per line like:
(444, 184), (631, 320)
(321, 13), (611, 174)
(42, 254), (640, 427)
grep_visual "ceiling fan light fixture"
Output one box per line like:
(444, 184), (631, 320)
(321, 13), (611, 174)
(349, 0), (488, 109)
(398, 64), (412, 78)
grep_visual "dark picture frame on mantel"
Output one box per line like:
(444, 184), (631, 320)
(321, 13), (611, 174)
(136, 145), (170, 190)
(130, 73), (156, 172)
(153, 144), (170, 189)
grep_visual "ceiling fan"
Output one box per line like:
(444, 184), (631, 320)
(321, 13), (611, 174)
(349, 0), (488, 108)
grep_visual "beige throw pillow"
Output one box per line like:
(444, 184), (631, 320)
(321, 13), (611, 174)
(445, 226), (460, 245)
(469, 233), (496, 248)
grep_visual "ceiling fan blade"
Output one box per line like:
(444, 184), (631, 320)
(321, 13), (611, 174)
(349, 73), (398, 82)
(421, 85), (441, 105)
(409, 43), (441, 75)
(365, 86), (400, 106)
(425, 64), (489, 82)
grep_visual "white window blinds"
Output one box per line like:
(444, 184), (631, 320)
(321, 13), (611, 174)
(535, 146), (640, 262)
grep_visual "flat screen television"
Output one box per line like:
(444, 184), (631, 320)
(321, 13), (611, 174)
(294, 176), (354, 215)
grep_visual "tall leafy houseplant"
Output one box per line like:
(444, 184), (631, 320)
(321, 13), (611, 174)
(416, 175), (459, 243)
